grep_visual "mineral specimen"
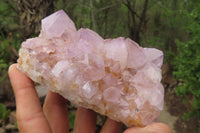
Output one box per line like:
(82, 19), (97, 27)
(17, 10), (164, 127)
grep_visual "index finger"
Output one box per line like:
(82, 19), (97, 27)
(8, 64), (51, 133)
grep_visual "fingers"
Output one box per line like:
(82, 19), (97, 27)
(100, 118), (122, 133)
(43, 91), (69, 133)
(8, 64), (51, 133)
(124, 123), (173, 133)
(73, 107), (97, 133)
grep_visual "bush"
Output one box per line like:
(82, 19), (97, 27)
(0, 103), (10, 123)
(0, 34), (20, 82)
(173, 3), (200, 126)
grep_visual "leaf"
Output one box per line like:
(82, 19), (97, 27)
(69, 112), (76, 129)
(0, 103), (10, 122)
(3, 110), (10, 122)
(15, 122), (18, 128)
(0, 104), (6, 119)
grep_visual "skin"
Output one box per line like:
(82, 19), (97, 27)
(8, 64), (173, 133)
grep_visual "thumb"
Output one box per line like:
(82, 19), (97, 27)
(124, 123), (172, 133)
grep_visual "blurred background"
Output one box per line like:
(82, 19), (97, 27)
(0, 0), (199, 133)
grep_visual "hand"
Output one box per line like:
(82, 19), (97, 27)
(9, 64), (172, 133)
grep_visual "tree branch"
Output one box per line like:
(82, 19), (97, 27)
(4, 0), (18, 13)
(96, 4), (118, 13)
(90, 0), (96, 31)
(122, 0), (141, 19)
(138, 0), (148, 32)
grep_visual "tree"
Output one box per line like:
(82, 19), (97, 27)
(122, 0), (149, 43)
(15, 0), (55, 40)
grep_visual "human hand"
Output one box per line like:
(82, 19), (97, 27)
(9, 64), (172, 133)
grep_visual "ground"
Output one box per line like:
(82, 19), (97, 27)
(159, 64), (199, 133)
(162, 86), (199, 133)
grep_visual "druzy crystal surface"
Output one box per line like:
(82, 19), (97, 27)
(17, 10), (164, 127)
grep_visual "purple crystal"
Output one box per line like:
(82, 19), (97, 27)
(17, 10), (164, 127)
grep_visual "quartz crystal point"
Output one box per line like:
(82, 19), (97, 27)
(17, 10), (164, 127)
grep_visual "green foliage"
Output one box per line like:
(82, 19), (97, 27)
(0, 60), (9, 82)
(0, 0), (21, 82)
(142, 0), (192, 65)
(0, 1), (19, 33)
(0, 36), (20, 82)
(14, 122), (18, 128)
(173, 2), (200, 125)
(0, 103), (11, 123)
(0, 38), (11, 81)
(69, 112), (76, 132)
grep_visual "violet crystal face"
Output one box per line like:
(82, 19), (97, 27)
(17, 10), (164, 127)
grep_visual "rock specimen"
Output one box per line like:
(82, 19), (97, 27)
(17, 10), (164, 127)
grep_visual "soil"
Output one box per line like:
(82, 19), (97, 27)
(164, 86), (199, 133)
(160, 63), (199, 133)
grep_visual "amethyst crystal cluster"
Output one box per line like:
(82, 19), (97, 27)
(17, 10), (164, 126)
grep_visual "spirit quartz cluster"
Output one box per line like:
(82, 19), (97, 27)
(17, 10), (164, 127)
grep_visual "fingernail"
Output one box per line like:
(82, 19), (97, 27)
(8, 64), (15, 72)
